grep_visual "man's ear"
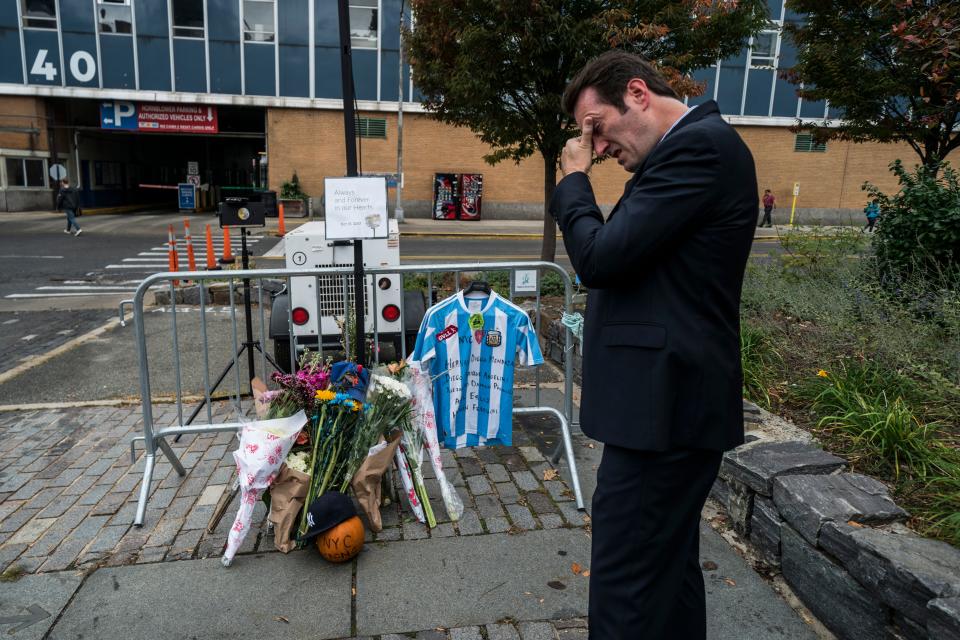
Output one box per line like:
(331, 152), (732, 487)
(624, 78), (650, 109)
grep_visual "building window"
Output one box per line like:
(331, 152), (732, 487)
(750, 30), (778, 69)
(243, 0), (275, 42)
(350, 0), (378, 50)
(21, 0), (57, 29)
(356, 117), (387, 139)
(172, 0), (204, 39)
(794, 133), (827, 152)
(5, 158), (47, 188)
(97, 0), (132, 34)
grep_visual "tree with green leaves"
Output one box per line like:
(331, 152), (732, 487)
(784, 0), (960, 175)
(404, 0), (768, 261)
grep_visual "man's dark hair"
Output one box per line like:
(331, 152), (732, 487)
(61, 178), (70, 186)
(562, 50), (678, 116)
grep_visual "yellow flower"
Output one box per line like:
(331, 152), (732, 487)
(817, 369), (829, 378)
(315, 389), (336, 402)
(350, 400), (361, 412)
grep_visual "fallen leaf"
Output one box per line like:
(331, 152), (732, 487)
(539, 598), (544, 604)
(587, 443), (596, 449)
(582, 570), (591, 577)
(523, 591), (532, 596)
(543, 469), (559, 481)
(847, 520), (864, 528)
(723, 578), (737, 587)
(582, 514), (592, 524)
(701, 561), (718, 571)
(547, 580), (566, 590)
(274, 616), (289, 624)
(351, 587), (356, 595)
(571, 562), (582, 575)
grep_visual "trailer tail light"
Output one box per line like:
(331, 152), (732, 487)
(381, 304), (401, 323)
(291, 307), (310, 325)
(378, 277), (391, 290)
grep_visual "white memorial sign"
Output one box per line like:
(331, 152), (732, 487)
(324, 177), (388, 240)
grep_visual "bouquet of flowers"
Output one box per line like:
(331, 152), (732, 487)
(222, 409), (306, 566)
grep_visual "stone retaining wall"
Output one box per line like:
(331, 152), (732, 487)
(536, 324), (960, 640)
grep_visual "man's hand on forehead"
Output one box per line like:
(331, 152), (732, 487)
(560, 116), (595, 177)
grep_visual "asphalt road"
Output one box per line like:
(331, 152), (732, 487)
(0, 211), (785, 385)
(0, 210), (266, 311)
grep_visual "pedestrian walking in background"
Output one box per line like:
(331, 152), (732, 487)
(551, 51), (757, 639)
(760, 188), (776, 227)
(57, 178), (82, 236)
(863, 200), (880, 232)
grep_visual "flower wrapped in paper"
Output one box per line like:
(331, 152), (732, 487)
(222, 410), (306, 566)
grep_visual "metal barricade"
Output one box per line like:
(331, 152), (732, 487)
(130, 262), (583, 526)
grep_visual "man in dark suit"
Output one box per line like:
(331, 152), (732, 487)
(549, 51), (757, 639)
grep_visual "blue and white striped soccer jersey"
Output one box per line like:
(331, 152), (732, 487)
(411, 291), (544, 448)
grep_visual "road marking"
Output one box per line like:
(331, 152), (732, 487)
(0, 316), (121, 385)
(402, 254), (557, 260)
(21, 334), (36, 341)
(36, 286), (137, 291)
(0, 255), (64, 259)
(5, 292), (131, 298)
(2, 319), (18, 325)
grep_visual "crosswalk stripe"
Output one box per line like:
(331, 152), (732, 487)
(5, 292), (131, 298)
(36, 286), (137, 291)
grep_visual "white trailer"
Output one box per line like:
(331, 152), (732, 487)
(268, 220), (426, 369)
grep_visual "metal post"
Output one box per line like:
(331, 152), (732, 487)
(337, 0), (366, 366)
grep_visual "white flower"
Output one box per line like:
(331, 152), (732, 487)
(373, 374), (412, 399)
(286, 451), (311, 474)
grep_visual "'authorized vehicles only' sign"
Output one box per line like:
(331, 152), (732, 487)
(100, 101), (219, 134)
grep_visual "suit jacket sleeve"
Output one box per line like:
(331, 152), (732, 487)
(549, 133), (720, 289)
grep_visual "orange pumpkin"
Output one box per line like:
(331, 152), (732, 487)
(315, 516), (364, 563)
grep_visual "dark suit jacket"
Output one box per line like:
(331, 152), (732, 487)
(549, 101), (757, 452)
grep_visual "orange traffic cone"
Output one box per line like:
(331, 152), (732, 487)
(167, 225), (180, 286)
(183, 218), (197, 272)
(277, 202), (286, 237)
(204, 224), (220, 270)
(220, 227), (234, 264)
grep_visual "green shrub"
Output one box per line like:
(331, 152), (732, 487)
(280, 172), (308, 200)
(865, 159), (960, 278)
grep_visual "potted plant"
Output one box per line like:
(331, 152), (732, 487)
(280, 171), (308, 217)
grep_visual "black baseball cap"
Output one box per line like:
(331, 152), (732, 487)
(301, 492), (356, 540)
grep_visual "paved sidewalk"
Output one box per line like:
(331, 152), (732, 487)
(0, 398), (821, 639)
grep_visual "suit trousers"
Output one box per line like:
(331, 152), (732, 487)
(588, 444), (722, 640)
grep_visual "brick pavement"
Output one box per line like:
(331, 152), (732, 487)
(0, 401), (588, 576)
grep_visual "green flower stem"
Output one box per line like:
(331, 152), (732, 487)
(298, 406), (328, 540)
